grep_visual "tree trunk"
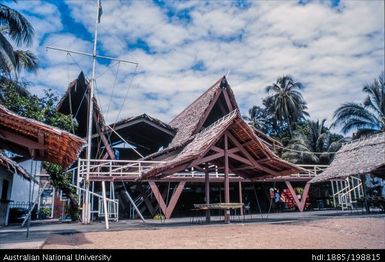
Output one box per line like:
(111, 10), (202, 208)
(287, 118), (293, 138)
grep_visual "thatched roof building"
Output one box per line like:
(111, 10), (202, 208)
(142, 76), (303, 180)
(311, 132), (385, 183)
(57, 71), (105, 138)
(0, 104), (86, 168)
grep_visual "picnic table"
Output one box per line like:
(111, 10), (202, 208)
(190, 203), (244, 224)
(193, 203), (244, 210)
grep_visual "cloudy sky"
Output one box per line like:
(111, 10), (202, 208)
(8, 0), (385, 133)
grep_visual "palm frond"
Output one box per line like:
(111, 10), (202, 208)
(0, 3), (34, 46)
(14, 49), (38, 72)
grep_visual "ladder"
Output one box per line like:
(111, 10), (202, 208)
(129, 185), (152, 219)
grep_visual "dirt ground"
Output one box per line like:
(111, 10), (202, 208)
(43, 217), (385, 249)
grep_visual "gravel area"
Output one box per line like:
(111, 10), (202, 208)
(42, 217), (385, 249)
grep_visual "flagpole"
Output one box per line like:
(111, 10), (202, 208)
(84, 0), (101, 225)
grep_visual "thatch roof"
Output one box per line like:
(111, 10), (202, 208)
(141, 76), (303, 179)
(143, 110), (302, 179)
(168, 76), (238, 146)
(310, 132), (385, 183)
(57, 71), (105, 138)
(0, 154), (33, 181)
(0, 104), (86, 168)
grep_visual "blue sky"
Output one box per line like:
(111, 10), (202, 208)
(8, 0), (385, 133)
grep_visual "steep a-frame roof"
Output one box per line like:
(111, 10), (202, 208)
(57, 71), (105, 138)
(168, 76), (238, 146)
(141, 77), (303, 179)
(142, 110), (302, 179)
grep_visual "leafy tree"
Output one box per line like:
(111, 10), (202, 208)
(264, 75), (309, 137)
(332, 73), (385, 137)
(244, 105), (271, 134)
(282, 119), (347, 164)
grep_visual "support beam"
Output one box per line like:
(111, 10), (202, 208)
(0, 130), (46, 150)
(224, 134), (230, 223)
(101, 181), (109, 229)
(222, 90), (234, 111)
(211, 146), (223, 153)
(195, 90), (222, 132)
(226, 132), (276, 175)
(96, 124), (115, 160)
(88, 94), (115, 160)
(138, 184), (155, 216)
(285, 181), (311, 212)
(205, 166), (210, 223)
(189, 151), (224, 168)
(148, 181), (186, 219)
(228, 152), (252, 166)
(37, 132), (45, 157)
(238, 181), (243, 216)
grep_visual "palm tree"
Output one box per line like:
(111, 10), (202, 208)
(332, 73), (385, 137)
(265, 75), (309, 137)
(282, 119), (347, 164)
(0, 2), (37, 78)
(244, 105), (270, 133)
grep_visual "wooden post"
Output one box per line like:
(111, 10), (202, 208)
(360, 174), (370, 213)
(238, 181), (243, 216)
(149, 181), (186, 219)
(224, 134), (230, 223)
(205, 165), (210, 223)
(219, 185), (222, 203)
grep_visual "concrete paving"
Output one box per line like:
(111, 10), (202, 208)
(1, 209), (384, 249)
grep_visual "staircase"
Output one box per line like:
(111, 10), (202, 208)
(129, 185), (153, 219)
(331, 176), (364, 210)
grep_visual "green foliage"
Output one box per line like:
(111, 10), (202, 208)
(264, 75), (309, 137)
(39, 207), (51, 218)
(0, 79), (73, 130)
(295, 187), (304, 195)
(43, 162), (79, 221)
(332, 72), (385, 137)
(153, 214), (165, 220)
(246, 74), (348, 165)
(282, 119), (347, 164)
(64, 203), (79, 221)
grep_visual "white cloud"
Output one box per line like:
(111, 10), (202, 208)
(12, 0), (384, 133)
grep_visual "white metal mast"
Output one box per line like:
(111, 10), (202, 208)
(46, 0), (138, 230)
(84, 0), (101, 227)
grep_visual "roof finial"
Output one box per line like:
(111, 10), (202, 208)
(226, 70), (230, 79)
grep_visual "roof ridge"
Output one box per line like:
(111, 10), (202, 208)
(341, 132), (385, 146)
(169, 76), (224, 125)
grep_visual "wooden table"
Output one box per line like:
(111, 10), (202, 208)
(191, 203), (244, 223)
